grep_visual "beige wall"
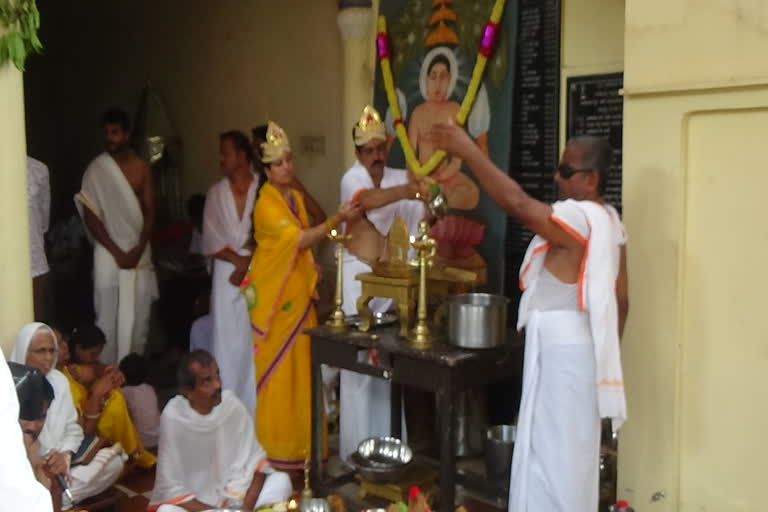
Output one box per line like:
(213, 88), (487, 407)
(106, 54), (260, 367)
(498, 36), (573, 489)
(559, 0), (625, 143)
(620, 0), (768, 510)
(25, 0), (345, 218)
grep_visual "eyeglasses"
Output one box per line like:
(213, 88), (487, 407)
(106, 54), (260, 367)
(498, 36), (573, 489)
(556, 163), (594, 179)
(28, 347), (58, 356)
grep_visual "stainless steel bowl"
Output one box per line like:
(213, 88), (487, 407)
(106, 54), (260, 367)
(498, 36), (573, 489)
(350, 437), (414, 483)
(299, 499), (331, 512)
(349, 452), (411, 483)
(356, 436), (413, 466)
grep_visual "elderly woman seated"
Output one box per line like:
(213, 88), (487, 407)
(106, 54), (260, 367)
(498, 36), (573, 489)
(52, 324), (156, 468)
(9, 323), (127, 508)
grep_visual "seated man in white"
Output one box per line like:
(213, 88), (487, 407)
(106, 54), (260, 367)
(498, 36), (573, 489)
(149, 350), (292, 511)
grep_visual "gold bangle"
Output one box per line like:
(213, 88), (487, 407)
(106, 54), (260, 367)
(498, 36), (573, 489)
(84, 412), (101, 420)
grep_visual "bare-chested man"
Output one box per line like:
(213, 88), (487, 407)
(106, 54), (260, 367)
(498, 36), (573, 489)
(75, 108), (158, 365)
(338, 105), (428, 460)
(201, 130), (259, 418)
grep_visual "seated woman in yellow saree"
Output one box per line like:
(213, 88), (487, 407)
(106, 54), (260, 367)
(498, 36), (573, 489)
(241, 121), (359, 470)
(53, 325), (156, 468)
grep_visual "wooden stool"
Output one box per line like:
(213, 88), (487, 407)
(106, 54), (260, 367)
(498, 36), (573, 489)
(356, 466), (438, 503)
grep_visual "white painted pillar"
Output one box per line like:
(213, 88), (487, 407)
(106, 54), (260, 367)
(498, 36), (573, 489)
(337, 0), (377, 167)
(0, 62), (32, 353)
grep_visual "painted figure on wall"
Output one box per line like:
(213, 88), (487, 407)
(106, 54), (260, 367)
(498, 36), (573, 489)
(381, 0), (506, 283)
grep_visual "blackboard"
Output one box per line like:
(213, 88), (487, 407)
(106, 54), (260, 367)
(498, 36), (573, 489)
(566, 72), (624, 212)
(505, 0), (561, 296)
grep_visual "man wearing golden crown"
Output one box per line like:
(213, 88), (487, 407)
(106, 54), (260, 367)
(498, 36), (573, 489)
(337, 105), (429, 461)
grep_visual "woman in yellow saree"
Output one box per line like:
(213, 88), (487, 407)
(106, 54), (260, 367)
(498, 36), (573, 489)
(242, 121), (359, 470)
(53, 325), (156, 468)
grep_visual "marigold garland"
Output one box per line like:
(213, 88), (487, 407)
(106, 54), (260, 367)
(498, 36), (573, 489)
(377, 0), (506, 176)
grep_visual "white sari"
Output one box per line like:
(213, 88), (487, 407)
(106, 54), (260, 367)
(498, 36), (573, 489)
(202, 176), (258, 418)
(9, 323), (125, 505)
(75, 153), (158, 364)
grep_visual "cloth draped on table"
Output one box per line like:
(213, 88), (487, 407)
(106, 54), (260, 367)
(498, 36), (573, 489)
(202, 176), (259, 419)
(149, 390), (291, 510)
(74, 153), (158, 365)
(509, 200), (627, 512)
(241, 182), (324, 469)
(337, 160), (423, 461)
(10, 323), (126, 505)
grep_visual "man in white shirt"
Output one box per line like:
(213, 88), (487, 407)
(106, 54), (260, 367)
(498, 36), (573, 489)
(27, 156), (51, 321)
(202, 130), (258, 418)
(338, 105), (427, 460)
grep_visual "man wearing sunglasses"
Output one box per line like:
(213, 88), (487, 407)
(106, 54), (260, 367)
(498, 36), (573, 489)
(431, 121), (629, 512)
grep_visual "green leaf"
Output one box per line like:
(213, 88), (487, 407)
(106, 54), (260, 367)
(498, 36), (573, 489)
(0, 0), (43, 70)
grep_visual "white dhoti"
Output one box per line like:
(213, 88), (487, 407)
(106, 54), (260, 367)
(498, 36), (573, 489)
(509, 310), (600, 512)
(75, 153), (158, 365)
(69, 448), (127, 505)
(202, 177), (258, 419)
(155, 472), (292, 512)
(337, 161), (422, 461)
(339, 256), (395, 461)
(510, 199), (628, 512)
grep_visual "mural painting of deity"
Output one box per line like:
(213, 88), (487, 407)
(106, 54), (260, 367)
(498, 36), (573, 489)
(377, 0), (514, 288)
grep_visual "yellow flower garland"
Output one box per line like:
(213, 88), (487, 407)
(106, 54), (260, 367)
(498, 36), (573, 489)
(377, 0), (506, 176)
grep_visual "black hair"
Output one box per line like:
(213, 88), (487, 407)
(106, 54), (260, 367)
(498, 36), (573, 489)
(70, 324), (107, 351)
(10, 363), (54, 421)
(566, 135), (613, 196)
(427, 54), (451, 75)
(252, 125), (268, 145)
(119, 353), (148, 387)
(177, 349), (215, 390)
(220, 130), (254, 163)
(249, 125), (269, 197)
(102, 107), (131, 132)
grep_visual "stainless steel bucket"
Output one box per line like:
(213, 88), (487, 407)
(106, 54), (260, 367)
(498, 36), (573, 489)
(445, 293), (510, 349)
(484, 425), (516, 487)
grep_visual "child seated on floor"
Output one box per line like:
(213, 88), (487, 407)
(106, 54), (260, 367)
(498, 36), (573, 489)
(119, 353), (160, 449)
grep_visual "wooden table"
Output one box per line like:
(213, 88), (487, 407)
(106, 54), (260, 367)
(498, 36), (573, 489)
(308, 325), (523, 512)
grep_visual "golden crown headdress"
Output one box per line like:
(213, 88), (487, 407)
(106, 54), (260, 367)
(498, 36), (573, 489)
(353, 105), (386, 146)
(260, 121), (291, 164)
